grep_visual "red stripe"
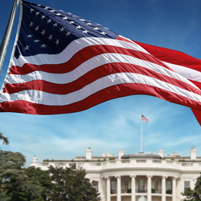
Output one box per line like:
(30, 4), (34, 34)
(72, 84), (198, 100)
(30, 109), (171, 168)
(134, 40), (201, 71)
(1, 83), (201, 115)
(4, 61), (201, 96)
(10, 42), (169, 75)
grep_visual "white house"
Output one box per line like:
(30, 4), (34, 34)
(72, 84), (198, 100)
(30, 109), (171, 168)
(31, 146), (200, 201)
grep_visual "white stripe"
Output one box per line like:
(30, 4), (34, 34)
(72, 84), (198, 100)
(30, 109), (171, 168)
(1, 72), (201, 105)
(12, 37), (148, 67)
(163, 61), (201, 83)
(7, 53), (198, 90)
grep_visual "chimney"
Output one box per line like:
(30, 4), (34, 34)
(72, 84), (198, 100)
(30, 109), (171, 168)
(32, 155), (38, 163)
(190, 146), (197, 160)
(157, 149), (164, 158)
(118, 150), (125, 159)
(86, 147), (92, 160)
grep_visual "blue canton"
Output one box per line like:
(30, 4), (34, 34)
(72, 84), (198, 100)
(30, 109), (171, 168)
(15, 1), (118, 58)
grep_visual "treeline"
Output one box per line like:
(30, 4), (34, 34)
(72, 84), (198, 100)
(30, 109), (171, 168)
(0, 133), (100, 201)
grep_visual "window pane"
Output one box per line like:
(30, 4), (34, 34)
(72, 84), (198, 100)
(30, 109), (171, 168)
(138, 180), (145, 191)
(154, 181), (158, 190)
(111, 181), (116, 190)
(184, 181), (190, 192)
(166, 181), (172, 190)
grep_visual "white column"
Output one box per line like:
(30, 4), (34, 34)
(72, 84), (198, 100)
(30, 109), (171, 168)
(162, 176), (167, 201)
(172, 177), (176, 201)
(116, 176), (121, 201)
(147, 175), (152, 201)
(131, 175), (136, 201)
(106, 177), (111, 201)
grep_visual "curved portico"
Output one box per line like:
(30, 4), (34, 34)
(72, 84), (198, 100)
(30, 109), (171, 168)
(31, 147), (201, 201)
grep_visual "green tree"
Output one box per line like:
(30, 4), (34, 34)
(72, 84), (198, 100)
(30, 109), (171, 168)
(0, 132), (9, 146)
(0, 133), (42, 201)
(24, 166), (52, 200)
(183, 174), (201, 201)
(48, 163), (101, 201)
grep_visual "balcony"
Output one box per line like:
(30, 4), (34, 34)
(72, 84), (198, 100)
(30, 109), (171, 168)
(110, 188), (172, 195)
(152, 189), (162, 194)
(136, 189), (147, 193)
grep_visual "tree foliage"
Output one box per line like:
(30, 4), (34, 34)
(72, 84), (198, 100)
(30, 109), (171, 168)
(24, 166), (52, 200)
(48, 163), (100, 201)
(0, 134), (42, 201)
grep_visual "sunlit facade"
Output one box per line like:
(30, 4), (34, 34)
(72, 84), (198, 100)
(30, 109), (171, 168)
(31, 147), (200, 201)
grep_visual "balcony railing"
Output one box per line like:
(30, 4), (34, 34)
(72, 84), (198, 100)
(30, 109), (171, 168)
(110, 189), (172, 195)
(136, 189), (147, 193)
(152, 189), (162, 193)
(111, 190), (117, 194)
(121, 189), (131, 193)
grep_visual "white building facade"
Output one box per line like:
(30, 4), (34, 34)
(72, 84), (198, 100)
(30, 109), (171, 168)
(31, 147), (200, 201)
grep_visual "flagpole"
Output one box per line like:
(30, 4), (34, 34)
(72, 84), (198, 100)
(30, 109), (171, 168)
(0, 0), (21, 74)
(141, 112), (142, 152)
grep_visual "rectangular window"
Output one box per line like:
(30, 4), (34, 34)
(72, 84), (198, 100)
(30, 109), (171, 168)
(184, 181), (190, 192)
(111, 181), (116, 194)
(125, 180), (129, 191)
(166, 181), (172, 190)
(166, 181), (172, 194)
(138, 180), (145, 192)
(154, 181), (158, 190)
(92, 180), (99, 192)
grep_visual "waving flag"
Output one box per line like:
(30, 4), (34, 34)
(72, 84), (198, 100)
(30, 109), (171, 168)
(0, 1), (201, 125)
(141, 115), (148, 123)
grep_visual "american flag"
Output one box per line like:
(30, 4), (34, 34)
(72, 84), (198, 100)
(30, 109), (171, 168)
(0, 1), (201, 123)
(141, 115), (148, 123)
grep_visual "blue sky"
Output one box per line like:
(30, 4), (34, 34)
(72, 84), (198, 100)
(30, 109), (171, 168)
(0, 0), (201, 166)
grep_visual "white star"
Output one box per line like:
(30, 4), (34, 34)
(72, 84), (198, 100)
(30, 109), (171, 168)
(41, 30), (46, 35)
(29, 22), (34, 27)
(36, 12), (40, 16)
(100, 32), (106, 35)
(30, 9), (34, 13)
(47, 19), (52, 24)
(50, 10), (55, 13)
(86, 22), (92, 25)
(73, 15), (78, 17)
(34, 39), (40, 43)
(48, 35), (53, 41)
(55, 39), (60, 46)
(94, 27), (99, 30)
(37, 4), (41, 6)
(68, 12), (72, 15)
(69, 21), (74, 24)
(80, 19), (85, 21)
(76, 25), (82, 29)
(63, 17), (68, 20)
(56, 13), (62, 16)
(45, 6), (49, 10)
(41, 15), (45, 20)
(53, 23), (58, 27)
(83, 30), (88, 34)
(60, 27), (65, 32)
(41, 44), (47, 48)
(27, 34), (33, 38)
(66, 31), (71, 37)
(35, 26), (39, 31)
(24, 45), (30, 51)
